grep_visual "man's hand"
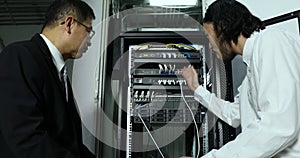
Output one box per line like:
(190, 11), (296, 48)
(182, 66), (200, 92)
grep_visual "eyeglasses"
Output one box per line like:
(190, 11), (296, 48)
(73, 19), (95, 39)
(60, 19), (95, 39)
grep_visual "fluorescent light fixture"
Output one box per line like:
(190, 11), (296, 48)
(149, 0), (197, 6)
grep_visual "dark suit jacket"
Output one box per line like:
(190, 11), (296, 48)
(0, 34), (95, 158)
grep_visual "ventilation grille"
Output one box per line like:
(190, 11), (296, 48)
(0, 0), (53, 25)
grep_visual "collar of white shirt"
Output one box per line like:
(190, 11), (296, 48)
(242, 32), (259, 67)
(39, 34), (65, 74)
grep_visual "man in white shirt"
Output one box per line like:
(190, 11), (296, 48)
(182, 0), (300, 157)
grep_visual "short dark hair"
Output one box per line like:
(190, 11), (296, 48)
(43, 0), (95, 29)
(203, 0), (265, 46)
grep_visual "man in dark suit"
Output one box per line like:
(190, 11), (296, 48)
(0, 0), (96, 157)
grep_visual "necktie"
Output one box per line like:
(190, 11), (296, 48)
(61, 66), (68, 102)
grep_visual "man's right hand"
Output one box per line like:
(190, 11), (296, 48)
(181, 66), (200, 92)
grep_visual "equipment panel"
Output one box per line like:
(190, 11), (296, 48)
(126, 44), (211, 158)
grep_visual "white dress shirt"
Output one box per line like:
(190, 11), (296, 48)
(40, 34), (65, 78)
(195, 28), (300, 158)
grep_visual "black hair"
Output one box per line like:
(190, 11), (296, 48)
(42, 0), (95, 29)
(203, 0), (265, 46)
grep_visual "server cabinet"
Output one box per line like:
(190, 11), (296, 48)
(102, 31), (236, 158)
(127, 42), (207, 158)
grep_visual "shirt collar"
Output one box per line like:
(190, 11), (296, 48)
(242, 32), (258, 67)
(40, 34), (65, 72)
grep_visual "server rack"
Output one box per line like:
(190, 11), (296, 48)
(108, 31), (236, 158)
(127, 43), (207, 158)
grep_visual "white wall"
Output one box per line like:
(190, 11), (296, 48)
(238, 0), (300, 34)
(71, 0), (106, 154)
(204, 0), (300, 34)
(238, 0), (300, 20)
(204, 0), (300, 20)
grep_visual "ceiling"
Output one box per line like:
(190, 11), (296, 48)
(0, 0), (53, 25)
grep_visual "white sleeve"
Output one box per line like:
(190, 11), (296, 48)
(194, 86), (241, 128)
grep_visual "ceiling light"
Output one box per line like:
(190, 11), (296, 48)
(149, 0), (197, 6)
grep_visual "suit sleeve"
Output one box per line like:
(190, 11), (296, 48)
(0, 44), (81, 158)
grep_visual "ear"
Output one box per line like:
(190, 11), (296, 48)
(61, 16), (74, 34)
